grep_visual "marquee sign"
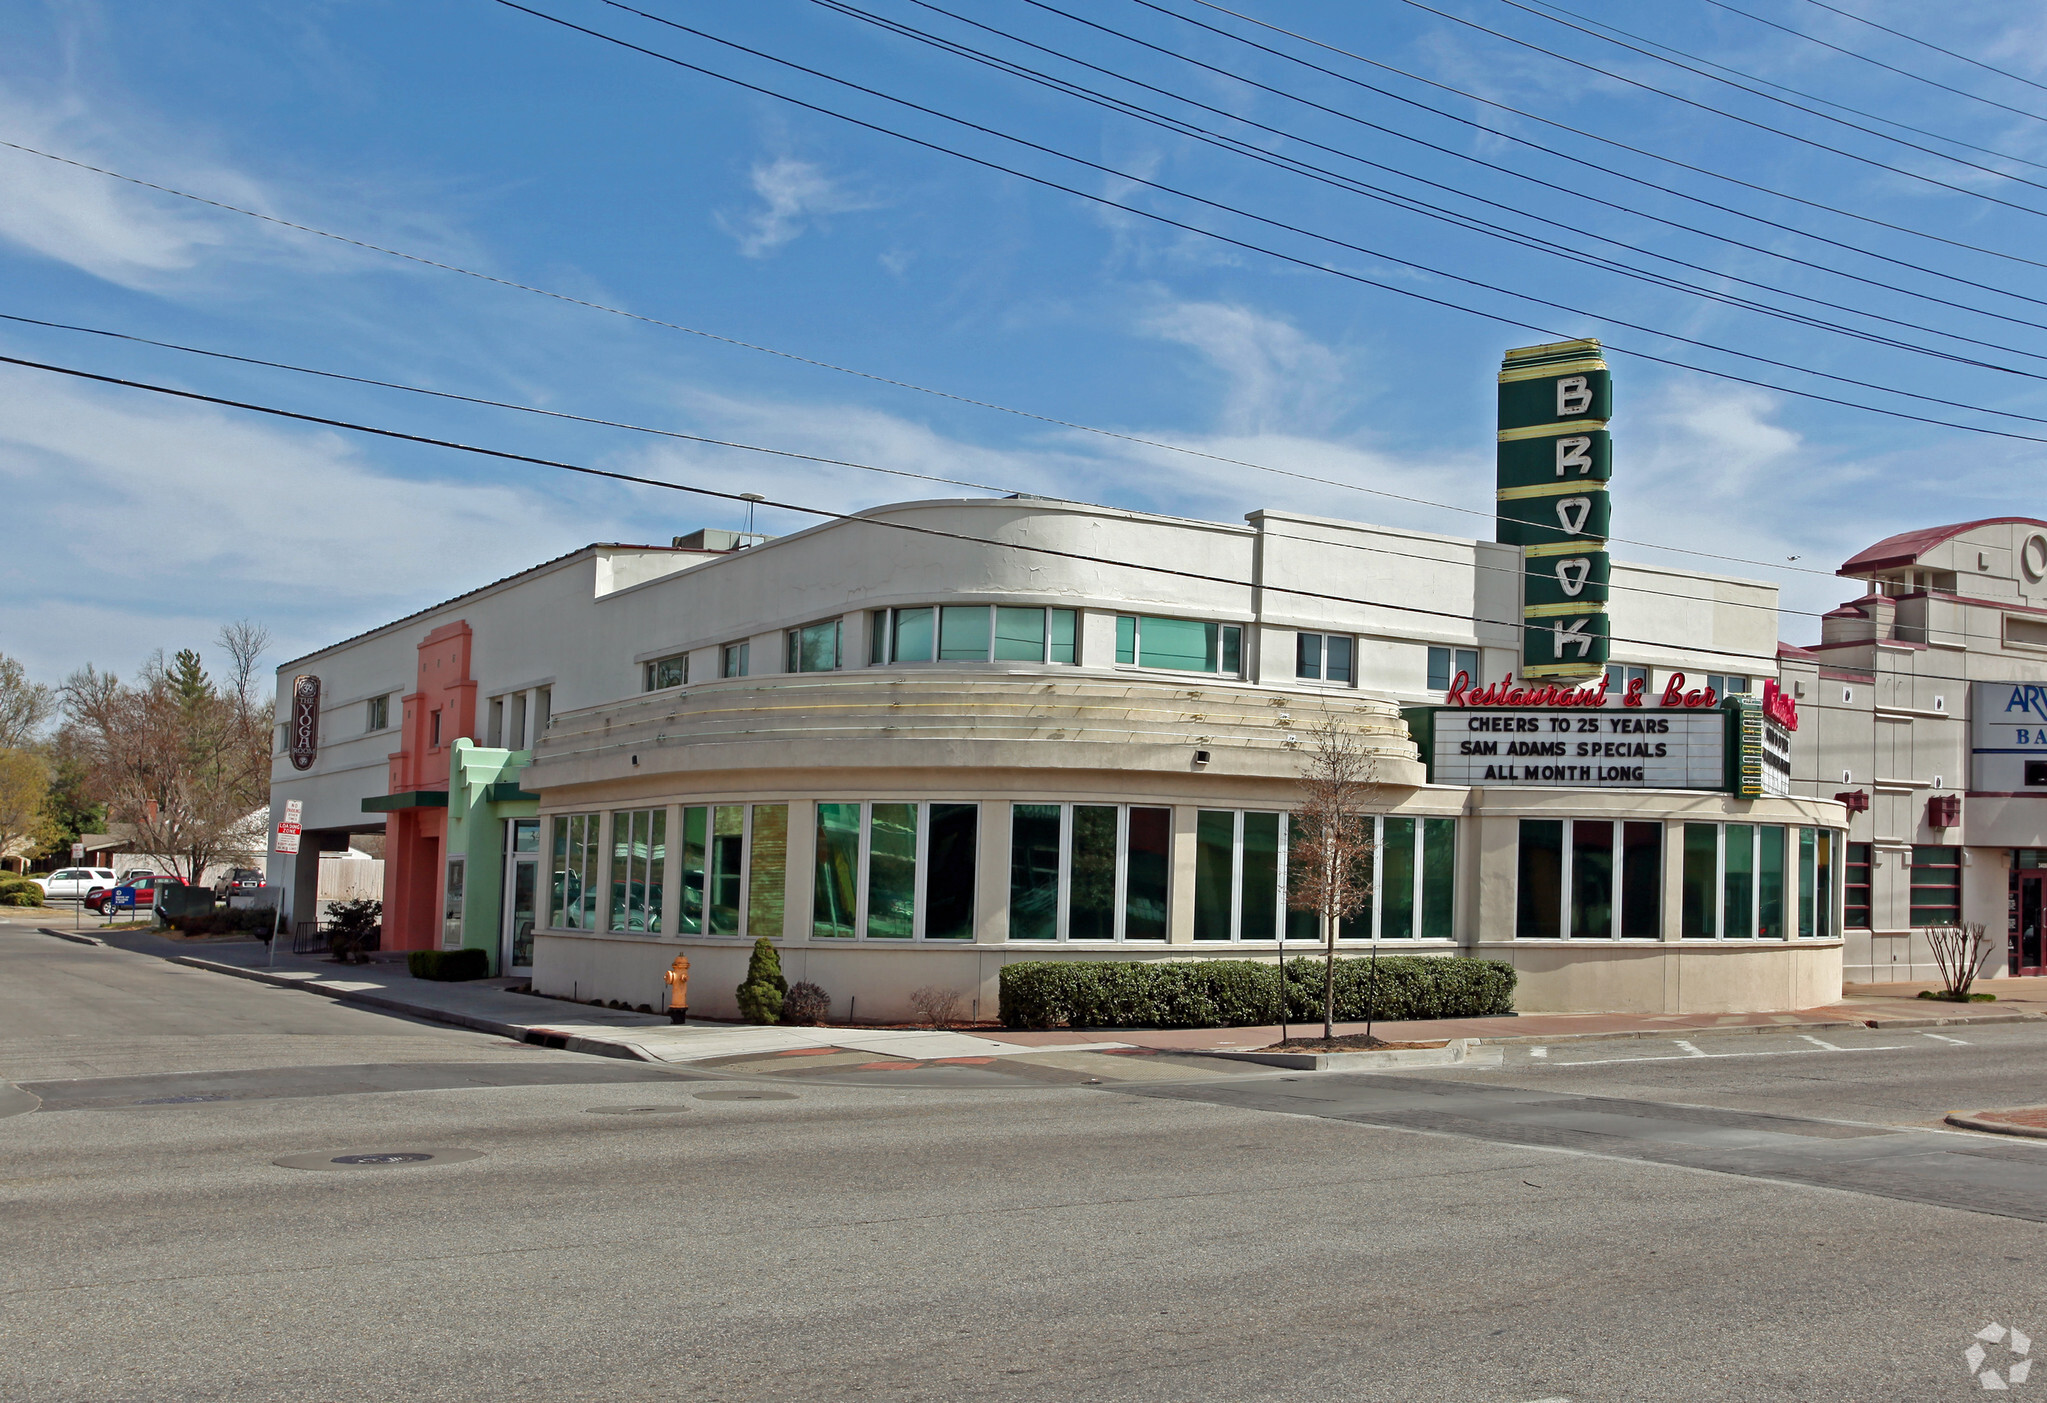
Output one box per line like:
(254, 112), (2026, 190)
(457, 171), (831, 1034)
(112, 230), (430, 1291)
(1421, 708), (1729, 790)
(1497, 338), (1611, 682)
(289, 674), (321, 772)
(1972, 681), (2047, 793)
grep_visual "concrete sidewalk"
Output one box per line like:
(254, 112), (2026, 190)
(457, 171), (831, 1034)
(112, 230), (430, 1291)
(77, 928), (2045, 1069)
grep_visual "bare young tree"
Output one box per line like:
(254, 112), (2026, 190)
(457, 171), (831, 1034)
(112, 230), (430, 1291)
(0, 655), (56, 750)
(1286, 711), (1380, 1041)
(58, 624), (275, 886)
(1927, 922), (1995, 1001)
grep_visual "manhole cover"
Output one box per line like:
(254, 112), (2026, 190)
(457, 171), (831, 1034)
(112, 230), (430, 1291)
(273, 1147), (485, 1171)
(585, 1105), (691, 1116)
(694, 1090), (798, 1102)
(133, 1094), (230, 1105)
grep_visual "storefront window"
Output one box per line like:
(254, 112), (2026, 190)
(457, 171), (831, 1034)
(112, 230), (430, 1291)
(1845, 842), (1872, 928)
(1421, 818), (1456, 939)
(928, 804), (979, 940)
(607, 807), (667, 934)
(1013, 803), (1172, 941)
(867, 802), (918, 939)
(709, 806), (744, 935)
(1681, 823), (1718, 938)
(1724, 824), (1755, 938)
(1757, 826), (1786, 939)
(1209, 810), (1449, 941)
(678, 807), (707, 934)
(1910, 845), (1961, 926)
(1516, 820), (1563, 940)
(748, 804), (788, 940)
(1241, 812), (1282, 942)
(549, 812), (600, 929)
(1193, 810), (1236, 941)
(1382, 817), (1416, 940)
(1518, 819), (1659, 939)
(1813, 830), (1834, 938)
(813, 803), (861, 939)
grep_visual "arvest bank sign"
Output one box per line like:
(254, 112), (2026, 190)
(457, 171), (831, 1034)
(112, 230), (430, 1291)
(1972, 682), (2047, 793)
(1410, 671), (1796, 792)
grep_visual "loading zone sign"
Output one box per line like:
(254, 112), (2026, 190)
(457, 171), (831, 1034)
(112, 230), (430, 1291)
(1424, 709), (1731, 789)
(274, 799), (304, 856)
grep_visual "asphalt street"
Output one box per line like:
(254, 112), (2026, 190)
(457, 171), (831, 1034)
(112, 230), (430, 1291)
(3, 915), (2045, 1402)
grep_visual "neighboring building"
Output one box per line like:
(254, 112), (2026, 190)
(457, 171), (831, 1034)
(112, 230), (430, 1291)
(1776, 518), (2047, 983)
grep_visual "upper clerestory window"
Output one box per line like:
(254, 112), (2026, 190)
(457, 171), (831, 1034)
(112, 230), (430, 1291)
(870, 606), (1078, 665)
(1115, 615), (1241, 677)
(644, 654), (687, 691)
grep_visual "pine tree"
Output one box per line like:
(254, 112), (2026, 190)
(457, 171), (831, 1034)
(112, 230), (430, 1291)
(735, 938), (787, 1024)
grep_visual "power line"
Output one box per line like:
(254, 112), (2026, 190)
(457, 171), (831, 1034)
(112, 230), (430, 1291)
(0, 138), (1860, 578)
(1391, 0), (2047, 213)
(1684, 0), (2047, 133)
(822, 0), (2047, 375)
(1484, 0), (2047, 191)
(0, 349), (1812, 665)
(524, 0), (2047, 428)
(1795, 0), (2047, 99)
(0, 308), (1858, 623)
(1004, 0), (2047, 335)
(1160, 0), (2047, 277)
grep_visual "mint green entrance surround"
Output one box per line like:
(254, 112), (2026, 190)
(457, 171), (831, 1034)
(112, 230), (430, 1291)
(445, 739), (538, 973)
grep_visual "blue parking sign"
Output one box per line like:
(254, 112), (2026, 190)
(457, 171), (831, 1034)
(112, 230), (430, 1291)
(111, 886), (137, 908)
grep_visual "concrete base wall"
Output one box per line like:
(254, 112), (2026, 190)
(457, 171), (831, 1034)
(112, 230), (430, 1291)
(1477, 939), (1842, 1015)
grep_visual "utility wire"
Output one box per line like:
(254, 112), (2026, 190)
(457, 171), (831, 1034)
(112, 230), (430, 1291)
(1795, 0), (2047, 99)
(1486, 0), (2047, 191)
(536, 0), (2047, 427)
(1006, 0), (2047, 334)
(1391, 0), (2047, 213)
(0, 308), (1856, 623)
(1161, 0), (2047, 277)
(0, 137), (1860, 578)
(0, 350), (1815, 665)
(1695, 0), (2047, 124)
(826, 0), (2047, 374)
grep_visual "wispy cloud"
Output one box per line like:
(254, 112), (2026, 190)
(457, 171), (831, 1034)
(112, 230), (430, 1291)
(1140, 299), (1352, 436)
(717, 156), (882, 258)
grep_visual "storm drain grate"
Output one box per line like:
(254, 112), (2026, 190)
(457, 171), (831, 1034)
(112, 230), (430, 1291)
(273, 1148), (485, 1171)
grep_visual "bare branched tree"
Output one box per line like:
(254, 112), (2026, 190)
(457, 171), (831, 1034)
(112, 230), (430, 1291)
(0, 655), (56, 750)
(58, 626), (275, 886)
(1927, 922), (1995, 1001)
(1286, 711), (1380, 1041)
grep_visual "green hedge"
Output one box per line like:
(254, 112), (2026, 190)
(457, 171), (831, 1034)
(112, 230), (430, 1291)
(409, 948), (491, 981)
(999, 955), (1516, 1030)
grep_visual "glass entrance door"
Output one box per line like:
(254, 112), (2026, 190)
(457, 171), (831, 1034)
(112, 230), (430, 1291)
(2015, 871), (2044, 977)
(504, 819), (540, 974)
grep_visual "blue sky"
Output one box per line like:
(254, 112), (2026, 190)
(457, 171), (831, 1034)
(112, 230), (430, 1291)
(5, 0), (2047, 686)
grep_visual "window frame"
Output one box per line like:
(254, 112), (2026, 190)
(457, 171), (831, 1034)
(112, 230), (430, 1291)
(787, 619), (843, 674)
(1677, 823), (1842, 940)
(809, 800), (981, 942)
(1295, 632), (1358, 687)
(605, 806), (668, 935)
(1113, 614), (1244, 678)
(721, 641), (750, 678)
(1514, 817), (1664, 940)
(1844, 842), (1872, 929)
(868, 605), (1078, 666)
(1909, 844), (1962, 927)
(1426, 646), (1481, 692)
(643, 653), (688, 692)
(366, 693), (390, 733)
(1192, 810), (1456, 943)
(1005, 801), (1174, 942)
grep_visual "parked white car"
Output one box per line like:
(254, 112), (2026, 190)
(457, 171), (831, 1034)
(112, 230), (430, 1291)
(32, 868), (119, 903)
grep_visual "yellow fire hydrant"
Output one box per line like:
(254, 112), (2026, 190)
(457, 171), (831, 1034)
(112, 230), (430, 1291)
(662, 954), (690, 1025)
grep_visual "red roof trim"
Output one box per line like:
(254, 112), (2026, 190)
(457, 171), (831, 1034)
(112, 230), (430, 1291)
(1838, 517), (2047, 576)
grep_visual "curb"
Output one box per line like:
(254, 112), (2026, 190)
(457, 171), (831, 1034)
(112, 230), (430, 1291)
(1199, 1039), (1504, 1072)
(167, 956), (656, 1062)
(1465, 1010), (2043, 1049)
(37, 927), (104, 947)
(1945, 1110), (2047, 1141)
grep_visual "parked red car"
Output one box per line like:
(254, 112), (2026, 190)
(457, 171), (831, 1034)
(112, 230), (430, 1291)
(86, 876), (185, 914)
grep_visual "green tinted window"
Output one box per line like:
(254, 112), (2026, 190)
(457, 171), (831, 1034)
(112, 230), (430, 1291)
(938, 606), (991, 661)
(1069, 805), (1118, 940)
(1194, 810), (1235, 940)
(1139, 616), (1214, 672)
(1008, 804), (1061, 941)
(1682, 823), (1718, 937)
(1421, 817), (1456, 939)
(1115, 615), (1136, 665)
(866, 803), (917, 939)
(812, 803), (860, 939)
(994, 607), (1046, 662)
(893, 608), (934, 663)
(1049, 609), (1077, 665)
(1240, 812), (1280, 941)
(1382, 817), (1416, 938)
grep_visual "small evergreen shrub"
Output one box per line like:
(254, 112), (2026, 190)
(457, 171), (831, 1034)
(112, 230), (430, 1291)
(0, 874), (41, 907)
(783, 981), (831, 1025)
(736, 938), (788, 1024)
(998, 955), (1516, 1030)
(409, 948), (491, 981)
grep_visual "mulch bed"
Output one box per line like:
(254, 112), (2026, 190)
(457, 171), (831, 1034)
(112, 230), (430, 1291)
(1257, 1034), (1450, 1053)
(1971, 1106), (2047, 1129)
